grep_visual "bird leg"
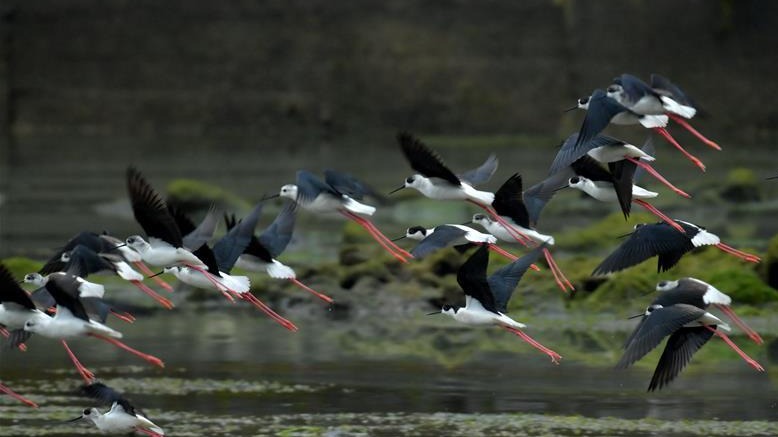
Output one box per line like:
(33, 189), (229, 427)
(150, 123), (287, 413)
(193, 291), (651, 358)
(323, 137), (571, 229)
(340, 211), (410, 263)
(239, 292), (299, 332)
(544, 248), (574, 293)
(130, 280), (174, 310)
(353, 213), (415, 259)
(714, 243), (761, 263)
(624, 157), (691, 199)
(704, 325), (764, 371)
(502, 326), (562, 364)
(487, 244), (517, 260)
(61, 340), (95, 383)
(668, 114), (722, 151)
(288, 278), (334, 304)
(0, 327), (8, 338)
(467, 200), (533, 247)
(632, 199), (685, 233)
(132, 261), (174, 292)
(653, 127), (706, 171)
(715, 304), (763, 345)
(88, 333), (165, 368)
(109, 310), (136, 324)
(0, 382), (38, 408)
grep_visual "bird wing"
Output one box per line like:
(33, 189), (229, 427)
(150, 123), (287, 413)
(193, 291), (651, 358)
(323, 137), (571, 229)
(410, 225), (467, 259)
(488, 245), (545, 313)
(295, 170), (339, 204)
(549, 133), (627, 174)
(323, 169), (380, 201)
(492, 174), (530, 228)
(39, 232), (106, 275)
(258, 203), (296, 259)
(183, 207), (220, 252)
(571, 155), (615, 183)
(397, 132), (461, 186)
(0, 263), (36, 310)
(617, 304), (705, 369)
(127, 167), (183, 247)
(592, 223), (694, 275)
(524, 169), (574, 227)
(63, 245), (114, 278)
(213, 203), (265, 272)
(650, 74), (698, 109)
(458, 154), (498, 187)
(30, 287), (55, 309)
(574, 89), (628, 148)
(615, 73), (660, 103)
(456, 245), (498, 313)
(607, 160), (638, 219)
(81, 382), (137, 416)
(45, 274), (91, 322)
(632, 137), (655, 184)
(647, 326), (714, 391)
(80, 297), (112, 324)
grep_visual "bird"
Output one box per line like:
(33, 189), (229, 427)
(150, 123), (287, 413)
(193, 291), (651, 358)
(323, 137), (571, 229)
(563, 155), (684, 232)
(392, 224), (519, 261)
(609, 73), (721, 151)
(469, 172), (573, 292)
(69, 382), (164, 436)
(427, 245), (561, 363)
(618, 290), (763, 391)
(0, 382), (37, 408)
(549, 133), (689, 199)
(567, 89), (705, 171)
(271, 169), (411, 263)
(23, 273), (165, 383)
(217, 202), (333, 304)
(593, 220), (761, 276)
(655, 277), (762, 345)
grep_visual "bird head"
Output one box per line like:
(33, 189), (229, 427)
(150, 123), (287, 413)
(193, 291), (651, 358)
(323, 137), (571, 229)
(23, 272), (46, 286)
(68, 407), (100, 424)
(567, 175), (590, 190)
(405, 226), (428, 240)
(655, 280), (678, 292)
(278, 184), (299, 201)
(60, 251), (72, 263)
(125, 235), (149, 251)
(606, 84), (624, 99)
(566, 96), (590, 111)
(471, 213), (492, 227)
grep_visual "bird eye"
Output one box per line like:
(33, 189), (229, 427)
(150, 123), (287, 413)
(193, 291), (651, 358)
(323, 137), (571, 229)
(406, 177), (415, 184)
(607, 85), (619, 93)
(579, 97), (589, 105)
(658, 281), (667, 287)
(83, 409), (91, 415)
(570, 176), (580, 184)
(443, 305), (451, 310)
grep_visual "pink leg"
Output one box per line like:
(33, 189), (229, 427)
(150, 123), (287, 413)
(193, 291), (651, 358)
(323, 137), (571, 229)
(704, 325), (764, 371)
(130, 280), (174, 310)
(289, 278), (334, 304)
(133, 261), (174, 292)
(633, 199), (685, 233)
(109, 310), (136, 324)
(340, 211), (409, 263)
(350, 213), (415, 259)
(654, 127), (706, 171)
(468, 200), (532, 247)
(88, 333), (165, 368)
(61, 340), (95, 383)
(668, 114), (722, 151)
(487, 244), (518, 261)
(0, 327), (8, 338)
(544, 248), (574, 292)
(17, 343), (27, 352)
(624, 157), (691, 199)
(715, 304), (763, 345)
(239, 292), (299, 332)
(0, 382), (38, 408)
(715, 243), (761, 263)
(502, 326), (562, 364)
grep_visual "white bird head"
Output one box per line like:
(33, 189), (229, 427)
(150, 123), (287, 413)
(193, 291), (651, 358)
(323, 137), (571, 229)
(471, 213), (493, 228)
(441, 304), (458, 317)
(126, 235), (150, 252)
(60, 252), (71, 263)
(278, 184), (299, 201)
(567, 175), (593, 191)
(655, 280), (679, 292)
(606, 84), (624, 100)
(163, 266), (182, 275)
(23, 272), (46, 286)
(405, 226), (428, 240)
(23, 314), (51, 334)
(68, 407), (102, 425)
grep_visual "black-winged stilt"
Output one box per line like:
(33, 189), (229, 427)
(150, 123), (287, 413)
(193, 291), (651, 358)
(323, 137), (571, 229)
(69, 382), (165, 436)
(393, 224), (518, 261)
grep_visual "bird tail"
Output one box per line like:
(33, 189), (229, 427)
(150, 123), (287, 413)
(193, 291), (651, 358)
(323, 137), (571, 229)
(660, 96), (696, 119)
(78, 281), (106, 299)
(342, 196), (376, 216)
(267, 260), (296, 279)
(638, 114), (668, 128)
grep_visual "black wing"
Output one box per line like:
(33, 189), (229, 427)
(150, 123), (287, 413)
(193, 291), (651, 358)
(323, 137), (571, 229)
(181, 207), (219, 252)
(258, 203), (296, 259)
(607, 160), (638, 219)
(575, 89), (629, 148)
(324, 169), (381, 201)
(617, 304), (705, 369)
(39, 232), (108, 275)
(410, 225), (467, 259)
(30, 287), (55, 309)
(458, 154), (498, 187)
(213, 203), (265, 272)
(524, 169), (574, 226)
(549, 133), (627, 174)
(0, 264), (36, 310)
(81, 382), (137, 417)
(648, 326), (714, 391)
(616, 73), (660, 103)
(456, 245), (498, 313)
(44, 273), (91, 322)
(397, 132), (461, 186)
(571, 155), (615, 183)
(492, 174), (530, 228)
(488, 245), (545, 313)
(62, 245), (115, 278)
(193, 245), (221, 277)
(127, 167), (183, 247)
(296, 170), (339, 203)
(592, 223), (693, 276)
(650, 73), (698, 109)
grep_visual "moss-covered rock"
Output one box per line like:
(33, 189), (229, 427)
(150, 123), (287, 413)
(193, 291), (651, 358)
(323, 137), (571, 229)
(166, 178), (251, 212)
(719, 167), (761, 203)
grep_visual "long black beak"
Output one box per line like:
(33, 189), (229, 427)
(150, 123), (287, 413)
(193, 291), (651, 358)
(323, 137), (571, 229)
(66, 416), (84, 423)
(390, 235), (406, 242)
(617, 232), (634, 239)
(766, 176), (778, 180)
(627, 313), (644, 319)
(564, 105), (578, 112)
(426, 311), (441, 316)
(552, 185), (568, 193)
(461, 220), (472, 225)
(261, 194), (280, 200)
(114, 243), (127, 249)
(388, 185), (405, 195)
(148, 270), (165, 278)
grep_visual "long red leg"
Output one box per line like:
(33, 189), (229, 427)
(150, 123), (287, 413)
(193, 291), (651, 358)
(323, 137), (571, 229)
(544, 248), (574, 292)
(668, 114), (722, 151)
(468, 200), (532, 247)
(88, 334), (165, 368)
(348, 212), (414, 259)
(340, 211), (409, 263)
(0, 327), (8, 337)
(133, 261), (174, 292)
(110, 310), (136, 324)
(0, 383), (38, 408)
(289, 278), (333, 304)
(624, 157), (691, 199)
(240, 292), (298, 332)
(502, 326), (562, 364)
(704, 326), (764, 371)
(715, 243), (761, 263)
(488, 244), (518, 260)
(654, 127), (706, 171)
(632, 199), (685, 233)
(61, 340), (95, 383)
(130, 280), (174, 310)
(715, 304), (763, 345)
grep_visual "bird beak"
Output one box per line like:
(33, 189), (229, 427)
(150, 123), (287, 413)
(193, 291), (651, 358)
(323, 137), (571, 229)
(766, 176), (778, 180)
(552, 185), (568, 193)
(563, 105), (578, 112)
(388, 185), (405, 195)
(113, 243), (127, 249)
(66, 416), (84, 423)
(261, 194), (280, 200)
(627, 313), (644, 319)
(617, 232), (633, 239)
(147, 270), (165, 278)
(426, 311), (441, 316)
(390, 235), (406, 242)
(461, 220), (472, 225)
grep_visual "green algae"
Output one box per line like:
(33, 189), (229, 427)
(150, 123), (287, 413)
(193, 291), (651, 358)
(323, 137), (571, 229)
(166, 178), (251, 211)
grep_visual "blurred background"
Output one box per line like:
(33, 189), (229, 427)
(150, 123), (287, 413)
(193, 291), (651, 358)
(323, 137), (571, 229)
(2, 1), (778, 436)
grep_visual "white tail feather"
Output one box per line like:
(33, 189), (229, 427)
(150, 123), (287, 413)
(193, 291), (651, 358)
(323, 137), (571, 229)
(267, 260), (296, 279)
(77, 280), (105, 298)
(115, 262), (144, 281)
(342, 196), (376, 216)
(638, 114), (668, 128)
(660, 96), (696, 118)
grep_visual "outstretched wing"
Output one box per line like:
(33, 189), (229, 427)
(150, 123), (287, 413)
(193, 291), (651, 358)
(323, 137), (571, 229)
(648, 326), (714, 391)
(324, 170), (381, 201)
(458, 154), (498, 187)
(410, 225), (467, 259)
(397, 132), (461, 186)
(456, 245), (498, 313)
(592, 223), (693, 275)
(45, 274), (91, 322)
(0, 264), (36, 310)
(549, 133), (627, 174)
(258, 203), (296, 259)
(296, 170), (339, 203)
(575, 89), (628, 148)
(213, 203), (264, 272)
(488, 245), (545, 313)
(127, 167), (183, 247)
(492, 174), (530, 228)
(524, 169), (574, 227)
(81, 382), (137, 417)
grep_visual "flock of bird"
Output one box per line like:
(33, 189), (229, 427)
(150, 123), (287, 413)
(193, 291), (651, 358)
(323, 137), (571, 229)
(0, 73), (769, 435)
